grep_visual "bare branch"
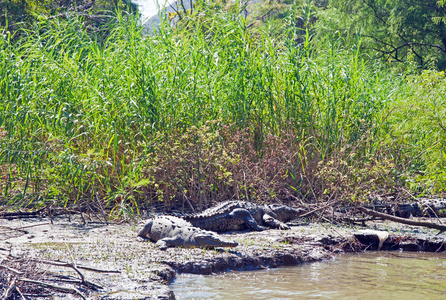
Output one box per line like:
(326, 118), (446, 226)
(361, 0), (387, 24)
(0, 264), (24, 275)
(358, 207), (446, 234)
(27, 258), (121, 274)
(18, 278), (87, 299)
(2, 276), (17, 299)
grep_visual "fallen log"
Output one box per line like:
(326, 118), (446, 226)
(358, 207), (446, 234)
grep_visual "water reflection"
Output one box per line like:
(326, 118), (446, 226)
(172, 252), (446, 299)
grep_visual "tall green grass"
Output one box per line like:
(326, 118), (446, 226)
(385, 70), (446, 194)
(1, 3), (440, 214)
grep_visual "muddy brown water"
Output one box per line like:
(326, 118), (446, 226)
(172, 251), (446, 299)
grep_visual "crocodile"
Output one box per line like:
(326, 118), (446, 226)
(137, 215), (239, 250)
(361, 198), (446, 218)
(176, 200), (307, 233)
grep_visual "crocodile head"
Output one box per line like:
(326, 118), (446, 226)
(194, 232), (238, 248)
(268, 204), (307, 222)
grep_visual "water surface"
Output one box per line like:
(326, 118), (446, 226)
(172, 251), (446, 299)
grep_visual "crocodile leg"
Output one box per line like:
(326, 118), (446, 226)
(262, 214), (290, 230)
(230, 208), (267, 231)
(137, 219), (153, 241)
(156, 236), (193, 250)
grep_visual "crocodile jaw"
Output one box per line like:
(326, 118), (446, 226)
(195, 235), (238, 248)
(272, 206), (307, 222)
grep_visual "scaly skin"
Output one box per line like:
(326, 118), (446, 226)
(137, 216), (238, 250)
(362, 198), (446, 218)
(419, 198), (446, 217)
(178, 201), (307, 233)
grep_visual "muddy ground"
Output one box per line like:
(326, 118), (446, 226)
(1, 215), (445, 299)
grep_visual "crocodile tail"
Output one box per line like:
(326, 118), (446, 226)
(168, 211), (196, 219)
(173, 200), (243, 223)
(169, 211), (183, 217)
(182, 210), (230, 223)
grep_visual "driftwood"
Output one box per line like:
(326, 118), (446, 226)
(0, 206), (112, 225)
(19, 278), (86, 299)
(0, 255), (120, 299)
(358, 207), (446, 234)
(0, 210), (44, 219)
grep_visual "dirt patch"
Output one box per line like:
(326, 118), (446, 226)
(1, 216), (445, 299)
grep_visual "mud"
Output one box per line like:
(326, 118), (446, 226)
(1, 216), (445, 299)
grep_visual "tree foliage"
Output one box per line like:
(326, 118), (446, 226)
(318, 0), (446, 69)
(0, 0), (135, 36)
(433, 0), (446, 24)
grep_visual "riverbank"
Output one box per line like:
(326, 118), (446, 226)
(1, 215), (445, 299)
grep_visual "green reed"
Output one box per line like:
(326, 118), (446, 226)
(1, 4), (427, 212)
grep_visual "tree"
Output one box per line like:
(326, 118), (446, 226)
(0, 1), (136, 37)
(433, 0), (446, 24)
(317, 0), (446, 69)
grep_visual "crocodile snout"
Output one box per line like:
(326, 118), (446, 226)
(196, 235), (238, 248)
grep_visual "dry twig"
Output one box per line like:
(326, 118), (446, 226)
(19, 278), (86, 299)
(0, 255), (120, 299)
